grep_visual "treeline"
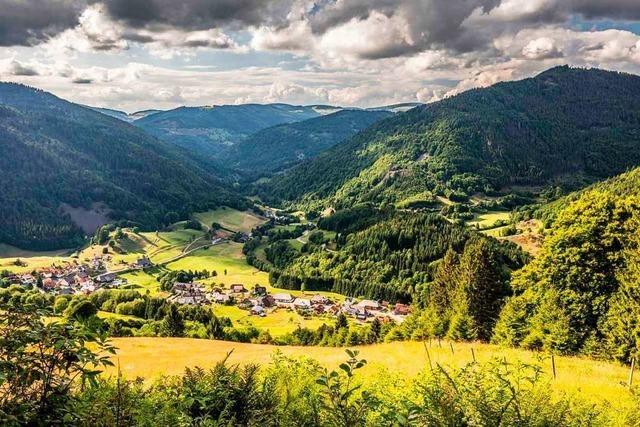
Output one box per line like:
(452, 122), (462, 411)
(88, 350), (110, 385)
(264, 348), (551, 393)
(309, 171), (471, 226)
(1, 301), (634, 426)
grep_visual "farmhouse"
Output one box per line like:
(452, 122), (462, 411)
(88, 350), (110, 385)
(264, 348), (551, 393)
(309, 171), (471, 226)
(250, 305), (265, 316)
(355, 300), (381, 311)
(253, 285), (267, 296)
(293, 298), (311, 309)
(230, 284), (247, 294)
(135, 257), (152, 268)
(210, 292), (231, 304)
(273, 293), (294, 305)
(393, 303), (410, 316)
(310, 294), (330, 305)
(96, 272), (116, 283)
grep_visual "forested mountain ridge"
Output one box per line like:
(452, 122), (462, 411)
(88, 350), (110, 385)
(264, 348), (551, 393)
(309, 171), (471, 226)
(220, 109), (393, 176)
(134, 103), (324, 158)
(261, 66), (640, 210)
(0, 83), (244, 250)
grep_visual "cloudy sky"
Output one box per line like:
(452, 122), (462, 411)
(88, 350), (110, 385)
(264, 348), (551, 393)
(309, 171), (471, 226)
(1, 0), (640, 112)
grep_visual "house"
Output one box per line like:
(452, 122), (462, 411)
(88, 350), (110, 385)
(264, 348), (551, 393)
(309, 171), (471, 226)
(293, 298), (311, 309)
(310, 294), (330, 305)
(42, 278), (55, 290)
(355, 308), (368, 321)
(273, 293), (294, 306)
(355, 300), (381, 311)
(172, 282), (200, 293)
(230, 284), (247, 294)
(393, 303), (410, 316)
(169, 294), (207, 305)
(135, 257), (152, 269)
(253, 285), (267, 296)
(96, 272), (116, 283)
(250, 305), (266, 316)
(259, 295), (275, 308)
(210, 292), (231, 304)
(57, 286), (74, 295)
(20, 274), (36, 286)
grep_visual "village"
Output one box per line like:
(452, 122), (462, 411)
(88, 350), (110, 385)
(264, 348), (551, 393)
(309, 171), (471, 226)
(167, 281), (411, 324)
(5, 255), (152, 296)
(4, 253), (411, 325)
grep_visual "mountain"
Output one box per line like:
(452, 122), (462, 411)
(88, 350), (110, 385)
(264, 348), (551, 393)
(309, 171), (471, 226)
(0, 83), (244, 250)
(134, 103), (325, 158)
(89, 107), (163, 122)
(262, 66), (640, 210)
(220, 109), (393, 176)
(493, 166), (640, 358)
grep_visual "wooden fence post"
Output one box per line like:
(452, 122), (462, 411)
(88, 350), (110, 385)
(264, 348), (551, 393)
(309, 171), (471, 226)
(471, 347), (476, 363)
(551, 354), (556, 380)
(423, 342), (434, 371)
(629, 358), (636, 387)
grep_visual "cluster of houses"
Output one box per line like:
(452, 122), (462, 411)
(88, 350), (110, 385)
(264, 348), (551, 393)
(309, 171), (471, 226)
(8, 255), (154, 296)
(167, 281), (411, 323)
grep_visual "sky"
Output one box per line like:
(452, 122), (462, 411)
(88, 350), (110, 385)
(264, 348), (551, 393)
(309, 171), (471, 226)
(1, 0), (640, 112)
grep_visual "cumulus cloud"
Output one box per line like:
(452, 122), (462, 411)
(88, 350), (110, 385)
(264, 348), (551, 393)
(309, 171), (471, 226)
(0, 0), (86, 46)
(3, 0), (640, 111)
(9, 60), (40, 76)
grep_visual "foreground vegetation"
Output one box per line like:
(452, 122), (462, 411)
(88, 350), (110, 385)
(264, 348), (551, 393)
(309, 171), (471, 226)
(2, 301), (639, 426)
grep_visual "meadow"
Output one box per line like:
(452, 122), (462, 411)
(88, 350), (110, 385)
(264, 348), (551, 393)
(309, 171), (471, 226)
(107, 337), (636, 410)
(193, 207), (266, 232)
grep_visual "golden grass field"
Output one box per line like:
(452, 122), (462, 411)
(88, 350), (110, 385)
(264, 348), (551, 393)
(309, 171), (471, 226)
(193, 207), (266, 233)
(107, 338), (635, 409)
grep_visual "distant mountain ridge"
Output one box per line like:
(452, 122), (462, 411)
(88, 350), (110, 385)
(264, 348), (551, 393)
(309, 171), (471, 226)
(88, 106), (162, 122)
(261, 66), (640, 210)
(0, 83), (243, 250)
(220, 109), (394, 177)
(134, 103), (324, 158)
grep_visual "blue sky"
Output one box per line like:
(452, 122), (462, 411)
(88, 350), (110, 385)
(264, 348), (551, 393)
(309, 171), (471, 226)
(1, 0), (640, 111)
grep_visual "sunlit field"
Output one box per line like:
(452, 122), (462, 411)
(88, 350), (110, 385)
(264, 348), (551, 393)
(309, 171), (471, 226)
(107, 338), (635, 409)
(193, 207), (266, 232)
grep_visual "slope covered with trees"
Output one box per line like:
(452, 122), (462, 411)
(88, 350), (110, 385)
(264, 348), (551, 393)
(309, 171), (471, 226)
(262, 66), (640, 210)
(263, 209), (526, 303)
(0, 83), (244, 250)
(493, 167), (640, 360)
(220, 109), (392, 176)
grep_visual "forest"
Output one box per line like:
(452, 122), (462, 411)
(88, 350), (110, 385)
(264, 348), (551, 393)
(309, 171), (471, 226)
(0, 83), (246, 250)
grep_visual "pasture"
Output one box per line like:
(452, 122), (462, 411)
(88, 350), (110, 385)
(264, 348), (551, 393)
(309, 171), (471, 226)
(193, 207), (266, 232)
(106, 338), (636, 409)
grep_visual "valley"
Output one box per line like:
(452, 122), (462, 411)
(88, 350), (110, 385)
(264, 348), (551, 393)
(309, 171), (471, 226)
(3, 65), (640, 425)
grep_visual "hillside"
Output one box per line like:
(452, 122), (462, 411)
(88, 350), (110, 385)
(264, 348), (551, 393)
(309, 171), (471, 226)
(262, 66), (640, 210)
(134, 103), (324, 158)
(493, 167), (640, 359)
(220, 109), (393, 176)
(0, 83), (243, 250)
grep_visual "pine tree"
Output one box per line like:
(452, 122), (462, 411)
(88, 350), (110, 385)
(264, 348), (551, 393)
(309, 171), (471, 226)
(161, 305), (185, 337)
(450, 238), (506, 341)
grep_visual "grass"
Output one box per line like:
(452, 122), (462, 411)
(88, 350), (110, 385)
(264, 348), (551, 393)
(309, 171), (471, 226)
(105, 338), (636, 409)
(193, 207), (266, 233)
(118, 270), (165, 296)
(466, 211), (511, 229)
(212, 305), (333, 336)
(97, 311), (144, 322)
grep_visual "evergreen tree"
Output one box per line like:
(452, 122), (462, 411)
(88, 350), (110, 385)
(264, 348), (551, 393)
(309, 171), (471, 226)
(161, 305), (185, 337)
